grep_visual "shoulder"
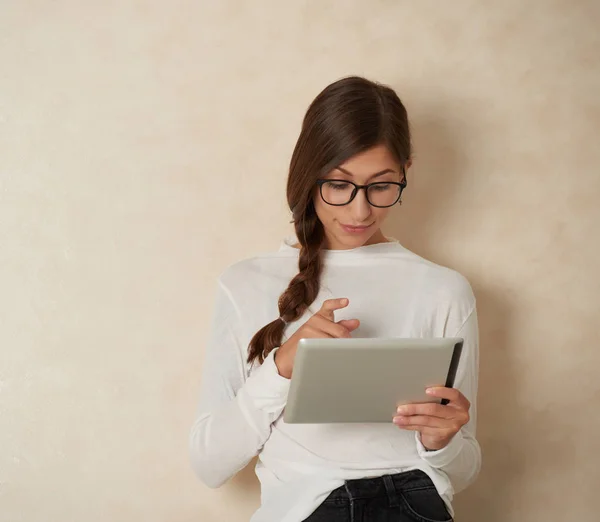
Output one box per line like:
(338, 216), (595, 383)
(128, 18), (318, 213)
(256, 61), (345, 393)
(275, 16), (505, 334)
(427, 261), (474, 303)
(216, 247), (297, 294)
(213, 247), (297, 343)
(397, 246), (476, 307)
(395, 249), (476, 334)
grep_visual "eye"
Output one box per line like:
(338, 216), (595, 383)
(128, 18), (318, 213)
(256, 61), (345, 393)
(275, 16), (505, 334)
(325, 181), (352, 191)
(370, 183), (393, 192)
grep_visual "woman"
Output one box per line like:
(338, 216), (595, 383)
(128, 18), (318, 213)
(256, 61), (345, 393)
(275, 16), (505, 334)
(189, 76), (481, 522)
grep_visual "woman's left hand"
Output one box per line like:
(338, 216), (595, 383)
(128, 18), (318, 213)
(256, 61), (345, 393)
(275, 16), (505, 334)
(392, 387), (471, 451)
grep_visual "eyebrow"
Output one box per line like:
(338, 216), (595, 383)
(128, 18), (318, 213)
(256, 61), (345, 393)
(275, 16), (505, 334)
(335, 167), (397, 179)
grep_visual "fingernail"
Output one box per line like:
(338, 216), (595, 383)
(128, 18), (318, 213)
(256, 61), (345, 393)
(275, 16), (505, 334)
(341, 298), (348, 305)
(426, 388), (435, 395)
(397, 406), (407, 414)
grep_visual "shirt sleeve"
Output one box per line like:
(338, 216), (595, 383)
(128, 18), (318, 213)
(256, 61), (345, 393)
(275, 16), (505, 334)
(415, 305), (482, 494)
(189, 278), (291, 488)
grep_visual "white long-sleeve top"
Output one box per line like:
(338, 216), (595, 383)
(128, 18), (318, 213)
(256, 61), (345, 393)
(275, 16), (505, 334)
(190, 236), (481, 522)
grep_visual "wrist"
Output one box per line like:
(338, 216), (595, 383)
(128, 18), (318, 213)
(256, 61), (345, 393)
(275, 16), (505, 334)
(420, 434), (451, 451)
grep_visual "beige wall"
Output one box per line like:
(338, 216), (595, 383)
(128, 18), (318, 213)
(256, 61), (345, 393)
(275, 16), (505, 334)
(1, 1), (598, 521)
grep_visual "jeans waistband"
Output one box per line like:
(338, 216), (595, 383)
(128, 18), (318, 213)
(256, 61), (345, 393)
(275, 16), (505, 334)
(323, 469), (435, 506)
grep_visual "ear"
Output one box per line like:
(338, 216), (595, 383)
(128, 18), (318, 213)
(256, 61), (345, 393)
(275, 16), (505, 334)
(405, 158), (413, 170)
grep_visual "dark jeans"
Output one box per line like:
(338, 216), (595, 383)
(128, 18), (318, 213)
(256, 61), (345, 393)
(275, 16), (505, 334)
(302, 470), (453, 522)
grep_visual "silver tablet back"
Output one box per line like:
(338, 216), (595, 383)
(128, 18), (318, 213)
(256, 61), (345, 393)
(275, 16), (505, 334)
(283, 337), (463, 423)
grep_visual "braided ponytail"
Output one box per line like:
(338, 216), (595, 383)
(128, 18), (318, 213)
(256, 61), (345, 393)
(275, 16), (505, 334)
(246, 208), (324, 365)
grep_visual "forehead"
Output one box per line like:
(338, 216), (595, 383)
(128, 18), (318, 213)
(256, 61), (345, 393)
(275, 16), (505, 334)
(334, 144), (400, 177)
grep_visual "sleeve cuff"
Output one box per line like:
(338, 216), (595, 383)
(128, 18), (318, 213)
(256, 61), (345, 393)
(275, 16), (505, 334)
(415, 429), (465, 468)
(237, 348), (290, 416)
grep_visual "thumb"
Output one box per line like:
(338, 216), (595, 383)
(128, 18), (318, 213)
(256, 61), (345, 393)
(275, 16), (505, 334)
(337, 319), (360, 332)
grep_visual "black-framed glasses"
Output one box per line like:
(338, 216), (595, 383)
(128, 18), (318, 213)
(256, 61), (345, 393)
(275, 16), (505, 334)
(316, 173), (407, 208)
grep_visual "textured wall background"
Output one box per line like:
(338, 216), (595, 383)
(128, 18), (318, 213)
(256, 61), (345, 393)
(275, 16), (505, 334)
(1, 1), (598, 521)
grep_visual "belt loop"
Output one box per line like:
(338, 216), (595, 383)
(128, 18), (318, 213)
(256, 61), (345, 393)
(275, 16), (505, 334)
(343, 482), (356, 521)
(382, 475), (400, 508)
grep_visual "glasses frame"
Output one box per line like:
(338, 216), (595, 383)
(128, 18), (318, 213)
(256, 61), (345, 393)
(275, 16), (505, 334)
(315, 168), (407, 208)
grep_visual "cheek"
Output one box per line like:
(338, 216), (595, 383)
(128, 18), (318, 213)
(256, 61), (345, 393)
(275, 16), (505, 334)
(371, 207), (390, 223)
(373, 207), (392, 222)
(314, 196), (337, 224)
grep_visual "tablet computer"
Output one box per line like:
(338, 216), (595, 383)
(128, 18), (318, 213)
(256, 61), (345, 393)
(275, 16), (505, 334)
(283, 337), (463, 424)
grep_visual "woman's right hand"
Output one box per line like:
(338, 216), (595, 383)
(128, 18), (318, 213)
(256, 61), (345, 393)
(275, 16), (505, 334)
(274, 298), (360, 379)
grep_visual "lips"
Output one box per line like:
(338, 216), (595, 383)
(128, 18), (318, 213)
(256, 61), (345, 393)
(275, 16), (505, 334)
(340, 223), (373, 233)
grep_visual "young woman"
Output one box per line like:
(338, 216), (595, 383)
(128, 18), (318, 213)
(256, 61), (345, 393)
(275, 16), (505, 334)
(190, 76), (481, 522)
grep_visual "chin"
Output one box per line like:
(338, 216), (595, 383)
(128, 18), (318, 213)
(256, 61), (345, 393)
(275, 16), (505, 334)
(334, 231), (375, 250)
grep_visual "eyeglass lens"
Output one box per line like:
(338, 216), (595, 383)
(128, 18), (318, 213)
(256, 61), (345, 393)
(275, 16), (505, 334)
(320, 181), (401, 207)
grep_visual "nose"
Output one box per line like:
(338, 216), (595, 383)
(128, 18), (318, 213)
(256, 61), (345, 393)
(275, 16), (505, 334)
(348, 188), (373, 222)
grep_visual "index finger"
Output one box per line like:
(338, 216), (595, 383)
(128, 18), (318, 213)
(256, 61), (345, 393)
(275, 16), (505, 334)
(316, 298), (349, 321)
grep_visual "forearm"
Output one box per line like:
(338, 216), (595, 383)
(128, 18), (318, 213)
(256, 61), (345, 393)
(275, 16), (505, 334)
(189, 349), (290, 488)
(416, 427), (481, 493)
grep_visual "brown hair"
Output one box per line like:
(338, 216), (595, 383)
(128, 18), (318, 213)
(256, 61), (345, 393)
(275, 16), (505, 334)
(247, 76), (412, 365)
